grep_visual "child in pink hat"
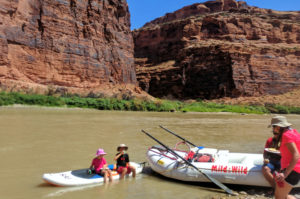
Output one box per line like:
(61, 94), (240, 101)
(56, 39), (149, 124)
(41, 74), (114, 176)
(88, 148), (113, 183)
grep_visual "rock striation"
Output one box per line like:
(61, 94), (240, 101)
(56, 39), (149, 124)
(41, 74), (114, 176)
(0, 0), (140, 97)
(134, 0), (300, 100)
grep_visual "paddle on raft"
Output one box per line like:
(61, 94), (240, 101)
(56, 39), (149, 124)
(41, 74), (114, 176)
(159, 125), (197, 147)
(141, 129), (237, 196)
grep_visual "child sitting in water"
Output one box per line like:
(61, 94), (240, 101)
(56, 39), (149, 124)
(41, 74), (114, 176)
(88, 148), (113, 183)
(114, 144), (136, 180)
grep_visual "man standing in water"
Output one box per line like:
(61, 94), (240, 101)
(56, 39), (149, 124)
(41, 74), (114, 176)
(114, 144), (136, 179)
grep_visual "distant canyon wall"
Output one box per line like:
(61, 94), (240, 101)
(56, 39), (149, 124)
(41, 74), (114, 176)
(134, 0), (300, 100)
(0, 0), (139, 97)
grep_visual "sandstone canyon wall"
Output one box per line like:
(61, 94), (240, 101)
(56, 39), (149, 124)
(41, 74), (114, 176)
(0, 0), (139, 97)
(134, 0), (300, 100)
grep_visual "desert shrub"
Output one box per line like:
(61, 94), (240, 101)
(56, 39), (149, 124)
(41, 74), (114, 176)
(265, 104), (289, 114)
(144, 101), (158, 111)
(95, 98), (113, 110)
(289, 107), (300, 114)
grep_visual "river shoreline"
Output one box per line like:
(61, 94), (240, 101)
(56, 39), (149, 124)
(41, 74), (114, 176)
(0, 91), (299, 114)
(0, 104), (256, 114)
(0, 104), (289, 117)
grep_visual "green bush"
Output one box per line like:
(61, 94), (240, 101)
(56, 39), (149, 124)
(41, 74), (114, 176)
(110, 99), (126, 111)
(95, 98), (112, 110)
(0, 92), (15, 105)
(62, 97), (88, 108)
(265, 104), (291, 114)
(144, 101), (157, 111)
(131, 99), (146, 111)
(289, 107), (300, 114)
(0, 92), (64, 106)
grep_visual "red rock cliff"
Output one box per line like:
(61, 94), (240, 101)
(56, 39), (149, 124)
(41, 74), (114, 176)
(134, 0), (300, 100)
(0, 0), (139, 97)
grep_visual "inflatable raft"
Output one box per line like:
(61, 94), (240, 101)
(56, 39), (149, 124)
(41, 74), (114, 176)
(146, 144), (300, 187)
(43, 162), (144, 187)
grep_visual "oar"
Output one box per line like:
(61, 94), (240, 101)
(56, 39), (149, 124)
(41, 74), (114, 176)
(141, 129), (236, 196)
(159, 125), (197, 147)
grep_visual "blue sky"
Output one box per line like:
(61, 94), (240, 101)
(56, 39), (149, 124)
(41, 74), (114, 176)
(127, 0), (300, 30)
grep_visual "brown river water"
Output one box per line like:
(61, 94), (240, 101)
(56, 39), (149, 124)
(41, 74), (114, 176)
(1, 106), (300, 199)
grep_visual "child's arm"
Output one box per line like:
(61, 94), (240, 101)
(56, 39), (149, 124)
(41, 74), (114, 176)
(87, 161), (94, 174)
(89, 159), (95, 169)
(114, 152), (123, 161)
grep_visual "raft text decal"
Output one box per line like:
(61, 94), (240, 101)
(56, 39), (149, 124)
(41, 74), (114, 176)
(211, 165), (248, 174)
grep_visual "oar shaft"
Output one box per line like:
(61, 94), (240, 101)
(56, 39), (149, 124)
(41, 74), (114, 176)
(159, 125), (197, 147)
(141, 129), (234, 195)
(142, 130), (182, 159)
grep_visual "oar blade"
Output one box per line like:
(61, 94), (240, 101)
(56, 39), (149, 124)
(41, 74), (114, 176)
(201, 172), (234, 195)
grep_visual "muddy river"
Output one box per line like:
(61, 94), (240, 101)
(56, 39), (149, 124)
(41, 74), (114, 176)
(0, 106), (299, 199)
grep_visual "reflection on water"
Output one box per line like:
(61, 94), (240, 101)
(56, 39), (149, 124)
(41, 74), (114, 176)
(0, 106), (299, 199)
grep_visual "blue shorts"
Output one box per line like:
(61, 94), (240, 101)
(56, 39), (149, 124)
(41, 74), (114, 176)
(265, 161), (281, 173)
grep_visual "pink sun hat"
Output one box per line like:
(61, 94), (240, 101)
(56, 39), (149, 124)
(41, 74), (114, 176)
(95, 148), (107, 156)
